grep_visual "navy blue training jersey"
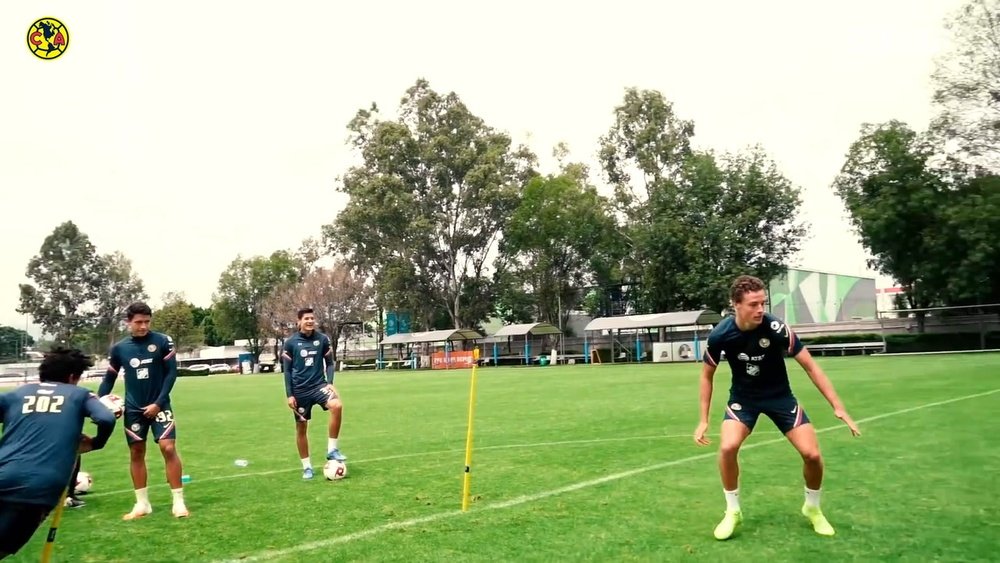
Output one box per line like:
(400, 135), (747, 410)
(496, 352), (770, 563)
(99, 332), (177, 410)
(704, 313), (805, 400)
(282, 331), (334, 397)
(0, 383), (116, 507)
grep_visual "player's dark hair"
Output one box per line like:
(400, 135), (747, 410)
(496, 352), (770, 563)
(38, 346), (94, 383)
(126, 301), (153, 320)
(297, 307), (314, 320)
(730, 275), (766, 304)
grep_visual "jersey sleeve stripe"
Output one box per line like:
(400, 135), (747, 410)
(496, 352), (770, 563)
(703, 350), (717, 367)
(163, 350), (176, 361)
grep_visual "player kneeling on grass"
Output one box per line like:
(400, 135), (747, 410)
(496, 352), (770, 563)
(0, 347), (117, 559)
(693, 275), (861, 540)
(282, 307), (346, 480)
(100, 301), (189, 520)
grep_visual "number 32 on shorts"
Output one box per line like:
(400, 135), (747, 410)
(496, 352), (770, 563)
(155, 410), (174, 423)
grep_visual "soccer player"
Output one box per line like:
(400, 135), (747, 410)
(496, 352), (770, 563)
(0, 346), (117, 559)
(693, 275), (861, 540)
(282, 307), (346, 479)
(99, 301), (189, 520)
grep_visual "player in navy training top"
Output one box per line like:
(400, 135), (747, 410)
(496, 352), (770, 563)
(693, 275), (861, 540)
(99, 301), (189, 520)
(282, 307), (346, 479)
(0, 347), (116, 559)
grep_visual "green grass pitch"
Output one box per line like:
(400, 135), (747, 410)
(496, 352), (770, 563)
(8, 353), (1000, 562)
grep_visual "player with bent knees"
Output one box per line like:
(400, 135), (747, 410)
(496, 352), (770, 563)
(100, 301), (189, 519)
(282, 307), (346, 479)
(693, 275), (861, 540)
(0, 347), (116, 559)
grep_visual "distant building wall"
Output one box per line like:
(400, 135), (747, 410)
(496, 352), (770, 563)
(769, 269), (877, 324)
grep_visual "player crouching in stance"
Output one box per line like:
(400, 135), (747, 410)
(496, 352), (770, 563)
(282, 307), (346, 480)
(693, 275), (861, 540)
(100, 302), (189, 520)
(0, 347), (117, 559)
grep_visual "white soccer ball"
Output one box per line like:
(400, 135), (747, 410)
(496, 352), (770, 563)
(323, 460), (347, 481)
(75, 471), (93, 494)
(99, 394), (124, 419)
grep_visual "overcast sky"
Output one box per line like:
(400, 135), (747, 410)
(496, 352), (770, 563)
(0, 0), (963, 335)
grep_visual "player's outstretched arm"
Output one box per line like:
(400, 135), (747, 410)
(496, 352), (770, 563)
(83, 393), (117, 451)
(281, 340), (295, 407)
(694, 361), (717, 446)
(793, 349), (861, 436)
(97, 346), (121, 397)
(323, 335), (335, 386)
(154, 336), (178, 409)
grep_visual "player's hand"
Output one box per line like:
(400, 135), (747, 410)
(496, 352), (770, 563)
(78, 435), (94, 453)
(834, 409), (861, 436)
(693, 421), (711, 446)
(142, 404), (161, 419)
(287, 396), (297, 410)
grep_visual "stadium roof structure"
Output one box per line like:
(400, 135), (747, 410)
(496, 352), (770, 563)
(380, 328), (484, 346)
(491, 322), (562, 338)
(583, 310), (723, 332)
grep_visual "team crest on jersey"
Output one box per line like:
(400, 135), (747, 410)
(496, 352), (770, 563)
(300, 349), (308, 357)
(759, 338), (770, 348)
(129, 358), (141, 368)
(730, 403), (742, 411)
(147, 344), (157, 352)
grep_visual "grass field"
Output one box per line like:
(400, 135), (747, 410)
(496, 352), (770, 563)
(7, 353), (1000, 562)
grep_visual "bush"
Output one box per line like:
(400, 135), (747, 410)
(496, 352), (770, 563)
(883, 332), (1000, 353)
(800, 333), (883, 345)
(177, 369), (210, 377)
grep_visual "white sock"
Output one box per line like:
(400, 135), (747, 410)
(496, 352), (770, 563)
(134, 487), (150, 507)
(328, 438), (339, 452)
(301, 457), (311, 470)
(171, 488), (185, 505)
(724, 488), (741, 511)
(805, 487), (821, 508)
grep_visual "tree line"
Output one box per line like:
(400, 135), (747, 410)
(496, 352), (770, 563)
(11, 0), (999, 358)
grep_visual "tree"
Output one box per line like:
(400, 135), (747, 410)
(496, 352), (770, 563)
(833, 121), (949, 320)
(260, 262), (372, 365)
(212, 251), (302, 361)
(498, 173), (621, 329)
(192, 305), (226, 347)
(599, 89), (805, 313)
(151, 293), (204, 352)
(0, 326), (34, 360)
(930, 0), (1000, 171)
(933, 173), (1000, 305)
(598, 87), (695, 213)
(18, 221), (104, 342)
(324, 78), (537, 331)
(93, 251), (148, 348)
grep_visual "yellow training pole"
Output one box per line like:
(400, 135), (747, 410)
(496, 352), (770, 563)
(40, 485), (70, 563)
(461, 348), (480, 511)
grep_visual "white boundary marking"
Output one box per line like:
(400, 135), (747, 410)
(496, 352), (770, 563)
(214, 388), (1000, 562)
(86, 433), (699, 499)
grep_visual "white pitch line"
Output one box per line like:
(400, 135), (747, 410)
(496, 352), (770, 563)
(85, 433), (699, 499)
(215, 387), (1000, 563)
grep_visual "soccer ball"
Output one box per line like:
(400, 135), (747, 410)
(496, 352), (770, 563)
(99, 394), (124, 419)
(323, 460), (347, 481)
(75, 471), (93, 494)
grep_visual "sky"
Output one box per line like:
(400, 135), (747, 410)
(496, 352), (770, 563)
(0, 0), (964, 336)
